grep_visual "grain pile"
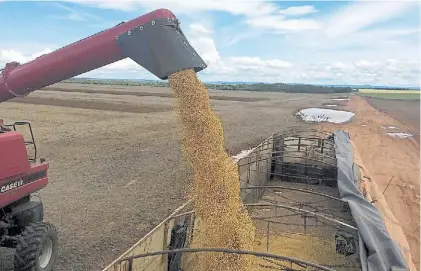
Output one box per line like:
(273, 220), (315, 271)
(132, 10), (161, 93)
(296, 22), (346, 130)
(169, 69), (255, 271)
(254, 233), (350, 268)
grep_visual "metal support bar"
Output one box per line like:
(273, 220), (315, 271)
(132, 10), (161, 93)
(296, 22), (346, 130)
(297, 137), (301, 152)
(266, 222), (270, 252)
(241, 186), (345, 202)
(246, 203), (357, 231)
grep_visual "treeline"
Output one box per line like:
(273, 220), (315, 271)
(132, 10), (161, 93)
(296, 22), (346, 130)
(368, 86), (413, 91)
(63, 78), (355, 94)
(205, 83), (354, 93)
(64, 78), (168, 87)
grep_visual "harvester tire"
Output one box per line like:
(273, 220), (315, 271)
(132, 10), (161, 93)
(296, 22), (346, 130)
(14, 222), (58, 271)
(0, 247), (15, 271)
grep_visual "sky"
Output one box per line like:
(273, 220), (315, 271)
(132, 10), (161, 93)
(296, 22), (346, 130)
(0, 0), (420, 87)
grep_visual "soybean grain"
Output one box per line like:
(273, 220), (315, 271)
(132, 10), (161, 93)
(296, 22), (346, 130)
(169, 69), (255, 271)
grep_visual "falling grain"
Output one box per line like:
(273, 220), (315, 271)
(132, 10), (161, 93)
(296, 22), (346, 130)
(169, 69), (255, 271)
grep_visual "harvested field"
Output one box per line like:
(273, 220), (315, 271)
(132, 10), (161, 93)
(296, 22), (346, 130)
(319, 96), (420, 269)
(363, 97), (420, 134)
(45, 83), (270, 102)
(359, 89), (420, 100)
(1, 83), (332, 271)
(8, 96), (173, 113)
(42, 87), (268, 102)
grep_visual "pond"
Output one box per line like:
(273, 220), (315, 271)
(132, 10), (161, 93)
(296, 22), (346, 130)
(382, 126), (398, 129)
(331, 98), (350, 101)
(296, 108), (355, 124)
(387, 132), (413, 139)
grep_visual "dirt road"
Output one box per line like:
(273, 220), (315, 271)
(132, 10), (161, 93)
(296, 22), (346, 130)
(320, 96), (420, 268)
(2, 83), (332, 271)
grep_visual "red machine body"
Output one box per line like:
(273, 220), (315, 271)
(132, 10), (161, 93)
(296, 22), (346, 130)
(0, 9), (176, 102)
(0, 132), (30, 180)
(0, 132), (48, 208)
(0, 8), (205, 209)
(0, 8), (172, 209)
(0, 8), (206, 270)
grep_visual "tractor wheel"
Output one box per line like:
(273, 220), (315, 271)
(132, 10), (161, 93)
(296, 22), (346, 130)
(14, 222), (58, 271)
(0, 247), (15, 271)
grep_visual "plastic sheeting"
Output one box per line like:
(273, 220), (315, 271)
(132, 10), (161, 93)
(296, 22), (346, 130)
(333, 130), (409, 271)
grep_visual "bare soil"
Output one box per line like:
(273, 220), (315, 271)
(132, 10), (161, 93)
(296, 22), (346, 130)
(1, 83), (332, 271)
(43, 86), (269, 102)
(320, 96), (420, 269)
(9, 97), (173, 114)
(363, 97), (420, 134)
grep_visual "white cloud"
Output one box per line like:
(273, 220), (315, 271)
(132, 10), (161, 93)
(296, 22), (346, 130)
(191, 37), (221, 65)
(1, 1), (419, 87)
(186, 24), (221, 66)
(331, 62), (351, 70)
(50, 2), (102, 21)
(62, 0), (279, 17)
(0, 48), (54, 65)
(59, 0), (138, 12)
(325, 1), (418, 38)
(1, 46), (419, 87)
(184, 22), (291, 76)
(31, 48), (54, 59)
(288, 26), (420, 58)
(353, 60), (382, 69)
(302, 59), (419, 86)
(0, 50), (27, 64)
(282, 2), (420, 64)
(279, 5), (318, 16)
(246, 15), (321, 31)
(63, 0), (321, 33)
(189, 24), (213, 35)
(226, 30), (261, 46)
(207, 57), (419, 86)
(229, 57), (292, 69)
(102, 58), (140, 70)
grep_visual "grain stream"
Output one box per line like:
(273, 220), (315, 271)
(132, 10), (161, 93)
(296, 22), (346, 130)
(169, 69), (255, 271)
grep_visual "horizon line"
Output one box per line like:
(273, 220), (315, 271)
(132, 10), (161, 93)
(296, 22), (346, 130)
(71, 77), (420, 89)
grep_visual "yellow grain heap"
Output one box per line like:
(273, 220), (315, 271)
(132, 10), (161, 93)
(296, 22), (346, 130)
(254, 233), (350, 268)
(169, 69), (255, 271)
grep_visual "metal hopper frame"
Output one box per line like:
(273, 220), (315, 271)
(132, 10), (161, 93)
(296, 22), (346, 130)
(103, 129), (408, 271)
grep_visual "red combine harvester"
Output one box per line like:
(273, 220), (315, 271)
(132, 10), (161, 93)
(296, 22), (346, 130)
(0, 9), (206, 271)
